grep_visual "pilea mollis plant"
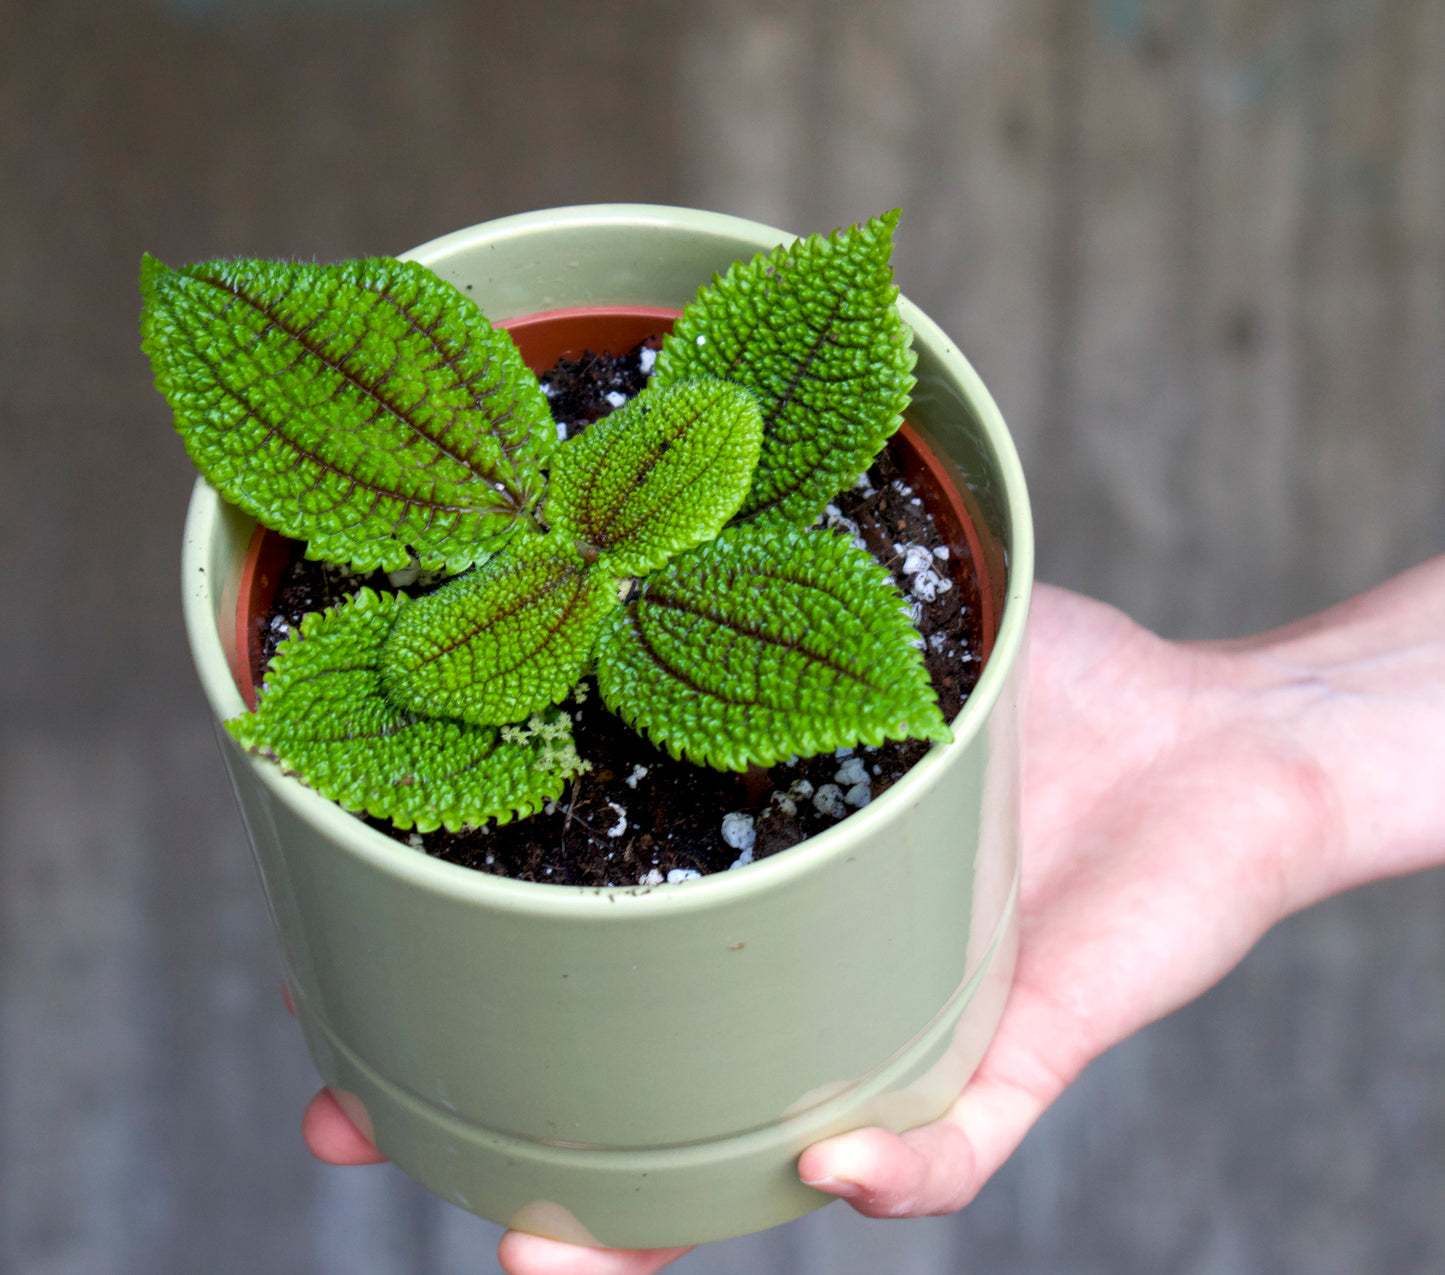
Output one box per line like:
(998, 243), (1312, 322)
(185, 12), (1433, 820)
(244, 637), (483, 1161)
(141, 211), (953, 837)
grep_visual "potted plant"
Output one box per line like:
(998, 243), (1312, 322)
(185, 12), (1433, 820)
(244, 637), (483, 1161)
(155, 205), (1033, 1248)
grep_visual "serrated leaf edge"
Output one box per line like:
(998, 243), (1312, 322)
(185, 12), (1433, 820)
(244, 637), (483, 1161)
(227, 588), (583, 832)
(594, 524), (951, 770)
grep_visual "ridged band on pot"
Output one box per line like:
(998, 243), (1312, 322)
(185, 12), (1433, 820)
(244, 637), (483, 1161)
(181, 205), (1035, 1248)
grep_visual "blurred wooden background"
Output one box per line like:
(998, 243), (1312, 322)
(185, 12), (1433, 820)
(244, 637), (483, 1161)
(2, 1), (1442, 1271)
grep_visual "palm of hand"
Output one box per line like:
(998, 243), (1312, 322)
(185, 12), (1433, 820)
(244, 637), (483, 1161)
(780, 583), (1331, 1222)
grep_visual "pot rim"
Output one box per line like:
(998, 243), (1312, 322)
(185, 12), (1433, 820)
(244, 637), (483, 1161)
(182, 203), (1034, 919)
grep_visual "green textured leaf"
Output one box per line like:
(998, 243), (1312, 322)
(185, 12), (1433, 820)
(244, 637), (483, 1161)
(228, 589), (585, 831)
(594, 523), (950, 770)
(381, 533), (614, 725)
(547, 379), (763, 576)
(141, 254), (554, 573)
(650, 212), (916, 528)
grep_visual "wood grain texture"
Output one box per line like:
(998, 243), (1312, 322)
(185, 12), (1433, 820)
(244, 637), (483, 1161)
(2, 0), (1442, 1271)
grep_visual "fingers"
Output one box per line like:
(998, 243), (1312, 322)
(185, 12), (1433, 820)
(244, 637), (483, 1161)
(299, 1085), (692, 1273)
(497, 1231), (692, 1275)
(301, 1089), (388, 1165)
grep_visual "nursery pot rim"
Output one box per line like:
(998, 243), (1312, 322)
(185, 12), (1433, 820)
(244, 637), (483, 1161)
(181, 203), (1034, 920)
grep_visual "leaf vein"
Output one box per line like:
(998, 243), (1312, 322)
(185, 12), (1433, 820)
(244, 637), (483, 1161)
(209, 374), (514, 522)
(193, 267), (527, 506)
(638, 589), (873, 689)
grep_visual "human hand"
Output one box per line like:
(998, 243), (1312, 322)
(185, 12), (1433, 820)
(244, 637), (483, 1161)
(302, 564), (1445, 1272)
(301, 1091), (692, 1274)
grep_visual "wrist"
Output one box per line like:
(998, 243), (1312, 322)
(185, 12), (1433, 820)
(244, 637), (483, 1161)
(1214, 556), (1445, 907)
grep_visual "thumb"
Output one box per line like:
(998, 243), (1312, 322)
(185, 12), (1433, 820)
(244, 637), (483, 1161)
(798, 986), (1087, 1217)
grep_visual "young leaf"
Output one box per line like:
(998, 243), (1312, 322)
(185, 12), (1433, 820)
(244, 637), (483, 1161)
(650, 212), (916, 529)
(594, 523), (951, 770)
(140, 254), (554, 573)
(229, 589), (585, 832)
(547, 379), (763, 576)
(381, 533), (614, 726)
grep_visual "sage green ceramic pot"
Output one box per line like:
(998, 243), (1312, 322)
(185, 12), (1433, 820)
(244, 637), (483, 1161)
(181, 205), (1034, 1248)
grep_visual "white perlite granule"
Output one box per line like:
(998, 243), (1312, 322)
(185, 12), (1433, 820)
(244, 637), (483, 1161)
(822, 503), (867, 550)
(638, 347), (658, 374)
(554, 421), (568, 441)
(604, 390), (628, 409)
(639, 868), (664, 886)
(834, 756), (869, 788)
(720, 812), (756, 852)
(813, 783), (847, 818)
(727, 846), (755, 870)
(605, 802), (628, 837)
(910, 568), (951, 603)
(666, 868), (702, 883)
(844, 782), (872, 808)
(898, 541), (952, 601)
(624, 764), (649, 789)
(933, 545), (950, 559)
(899, 544), (934, 577)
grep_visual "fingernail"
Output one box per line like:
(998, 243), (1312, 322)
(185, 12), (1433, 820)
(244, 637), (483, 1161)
(800, 1174), (863, 1199)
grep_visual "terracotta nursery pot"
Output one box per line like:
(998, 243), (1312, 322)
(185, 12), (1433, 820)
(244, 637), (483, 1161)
(181, 205), (1034, 1249)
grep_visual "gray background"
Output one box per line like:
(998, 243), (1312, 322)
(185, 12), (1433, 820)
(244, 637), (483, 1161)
(3, 1), (1443, 1271)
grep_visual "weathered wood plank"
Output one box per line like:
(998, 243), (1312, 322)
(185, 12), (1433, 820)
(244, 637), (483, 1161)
(3, 0), (1444, 1272)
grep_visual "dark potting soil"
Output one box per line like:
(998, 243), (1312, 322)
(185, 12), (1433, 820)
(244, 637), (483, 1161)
(259, 344), (987, 886)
